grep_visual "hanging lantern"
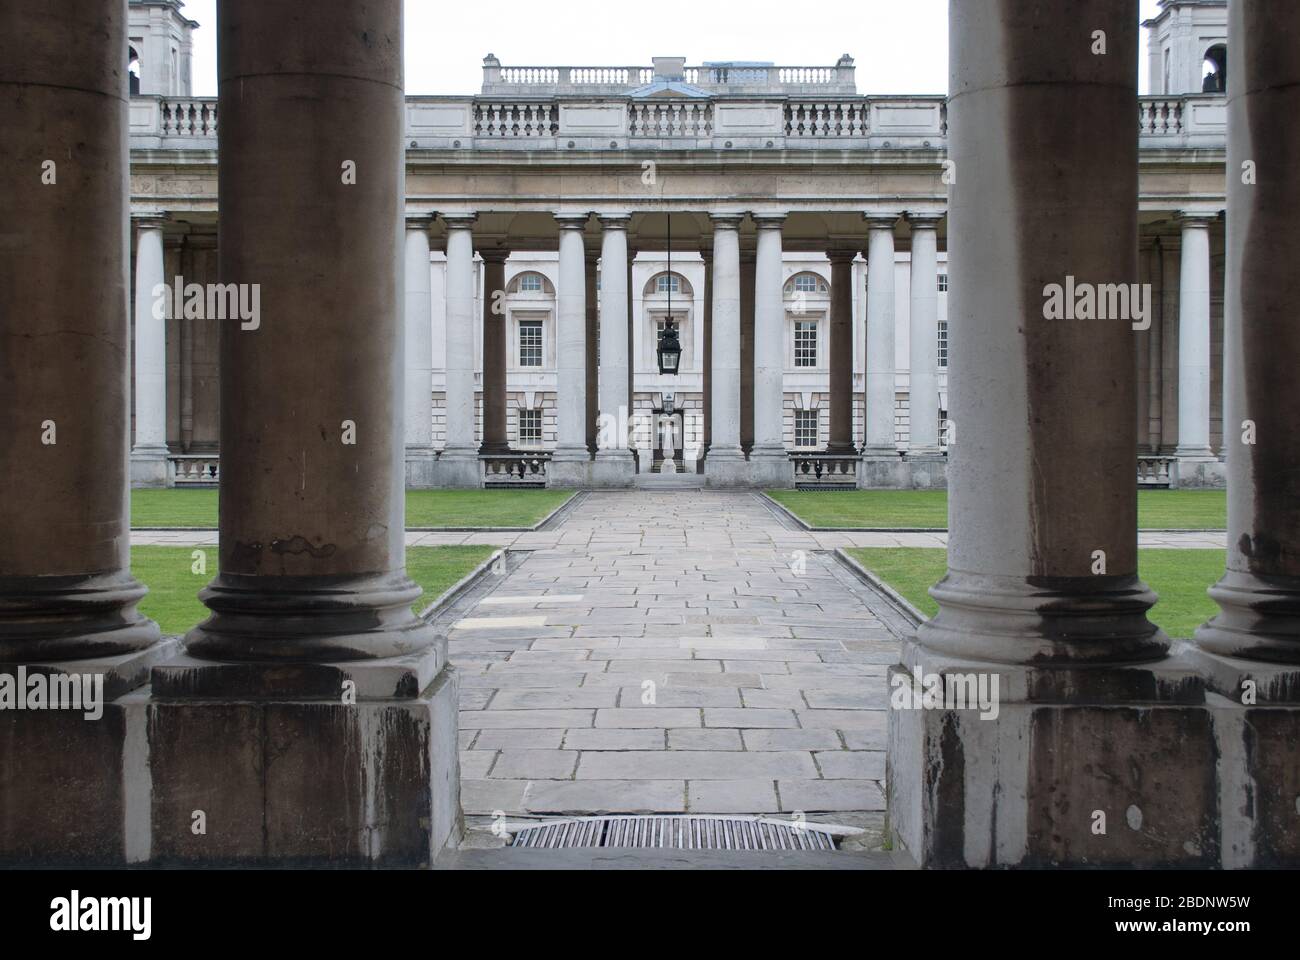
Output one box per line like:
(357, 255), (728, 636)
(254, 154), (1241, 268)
(657, 319), (682, 375)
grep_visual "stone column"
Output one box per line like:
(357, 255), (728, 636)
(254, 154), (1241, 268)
(551, 213), (591, 486)
(701, 244), (714, 456)
(863, 216), (900, 484)
(593, 215), (634, 485)
(0, 0), (165, 867)
(1195, 1), (1300, 712)
(439, 214), (481, 485)
(827, 250), (858, 455)
(906, 213), (943, 462)
(1174, 212), (1221, 482)
(150, 0), (458, 866)
(705, 215), (746, 484)
(739, 246), (756, 456)
(404, 215), (437, 487)
(585, 243), (600, 455)
(478, 248), (510, 456)
(751, 214), (790, 486)
(131, 217), (170, 486)
(889, 0), (1210, 870)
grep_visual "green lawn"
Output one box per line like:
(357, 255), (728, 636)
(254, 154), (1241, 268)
(769, 489), (1226, 531)
(131, 488), (573, 529)
(133, 545), (496, 636)
(846, 547), (1226, 640)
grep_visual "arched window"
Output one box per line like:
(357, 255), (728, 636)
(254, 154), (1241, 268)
(783, 272), (829, 297)
(507, 271), (554, 295)
(1202, 44), (1227, 94)
(643, 272), (694, 298)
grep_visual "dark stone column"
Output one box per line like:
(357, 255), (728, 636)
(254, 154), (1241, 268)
(889, 0), (1219, 869)
(148, 0), (458, 867)
(739, 245), (756, 454)
(0, 0), (168, 867)
(827, 251), (858, 454)
(479, 249), (510, 456)
(1193, 4), (1300, 854)
(701, 244), (714, 457)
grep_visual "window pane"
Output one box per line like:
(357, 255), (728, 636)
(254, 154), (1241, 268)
(519, 320), (543, 367)
(794, 321), (818, 368)
(937, 319), (948, 368)
(518, 409), (543, 446)
(795, 410), (819, 448)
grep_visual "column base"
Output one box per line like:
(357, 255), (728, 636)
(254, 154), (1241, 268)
(888, 641), (1224, 868)
(1192, 570), (1300, 688)
(590, 450), (636, 488)
(903, 453), (948, 490)
(1172, 455), (1226, 489)
(703, 448), (748, 488)
(404, 446), (439, 489)
(130, 445), (170, 488)
(147, 647), (460, 866)
(0, 639), (181, 866)
(747, 448), (793, 489)
(0, 571), (162, 662)
(431, 450), (482, 489)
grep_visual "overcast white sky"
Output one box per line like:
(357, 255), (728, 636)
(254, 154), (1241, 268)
(181, 0), (1168, 96)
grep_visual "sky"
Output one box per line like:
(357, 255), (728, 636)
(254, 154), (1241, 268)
(180, 0), (1169, 97)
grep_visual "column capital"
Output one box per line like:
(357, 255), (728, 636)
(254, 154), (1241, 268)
(555, 212), (591, 231)
(709, 213), (744, 230)
(905, 211), (945, 229)
(133, 214), (169, 231)
(597, 213), (632, 230)
(1177, 211), (1218, 230)
(827, 248), (858, 265)
(405, 213), (436, 231)
(752, 213), (787, 230)
(864, 212), (901, 231)
(441, 213), (477, 231)
(478, 247), (510, 264)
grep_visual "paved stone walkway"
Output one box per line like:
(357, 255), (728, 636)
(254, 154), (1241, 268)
(434, 491), (900, 820)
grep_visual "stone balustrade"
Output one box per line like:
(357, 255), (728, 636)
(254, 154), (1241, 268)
(168, 454), (220, 485)
(790, 453), (860, 489)
(129, 93), (1221, 152)
(1137, 455), (1176, 488)
(482, 58), (858, 96)
(482, 452), (551, 488)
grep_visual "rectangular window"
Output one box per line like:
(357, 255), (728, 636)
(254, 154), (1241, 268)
(794, 321), (818, 368)
(937, 319), (949, 368)
(937, 274), (949, 293)
(518, 409), (543, 447)
(519, 274), (543, 292)
(519, 319), (543, 367)
(794, 410), (819, 449)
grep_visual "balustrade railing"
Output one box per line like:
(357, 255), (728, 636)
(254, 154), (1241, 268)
(473, 101), (559, 138)
(784, 101), (870, 137)
(791, 453), (860, 488)
(1137, 455), (1176, 487)
(169, 454), (220, 486)
(482, 452), (551, 487)
(628, 102), (713, 138)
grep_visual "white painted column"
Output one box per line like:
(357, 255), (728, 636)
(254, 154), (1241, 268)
(131, 217), (169, 486)
(554, 214), (591, 468)
(706, 215), (745, 473)
(403, 215), (436, 486)
(751, 214), (787, 470)
(597, 214), (633, 461)
(441, 214), (478, 473)
(1175, 213), (1215, 460)
(864, 215), (899, 457)
(907, 213), (942, 456)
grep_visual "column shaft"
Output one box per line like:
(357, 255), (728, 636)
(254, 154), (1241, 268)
(827, 251), (857, 454)
(585, 247), (599, 453)
(1175, 214), (1215, 458)
(907, 216), (941, 455)
(752, 216), (787, 459)
(442, 217), (478, 460)
(188, 0), (434, 660)
(403, 216), (435, 459)
(707, 218), (744, 462)
(554, 215), (590, 462)
(597, 217), (632, 459)
(1196, 1), (1300, 665)
(0, 0), (160, 660)
(131, 219), (169, 484)
(702, 247), (714, 455)
(919, 0), (1161, 665)
(479, 250), (509, 455)
(864, 218), (898, 455)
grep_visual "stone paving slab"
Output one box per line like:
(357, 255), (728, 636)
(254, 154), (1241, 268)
(446, 492), (904, 817)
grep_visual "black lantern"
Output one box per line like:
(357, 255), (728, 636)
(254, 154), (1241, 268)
(657, 319), (682, 375)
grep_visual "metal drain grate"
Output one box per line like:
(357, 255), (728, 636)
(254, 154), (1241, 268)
(509, 815), (839, 851)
